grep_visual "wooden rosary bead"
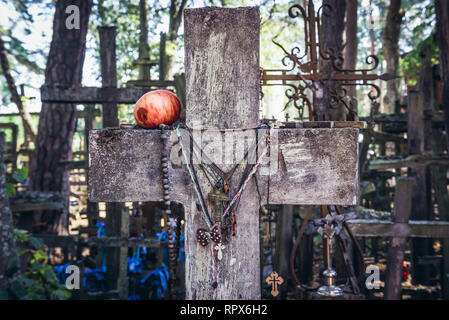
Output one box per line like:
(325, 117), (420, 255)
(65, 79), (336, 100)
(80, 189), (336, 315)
(162, 179), (169, 184)
(164, 190), (170, 196)
(210, 225), (222, 243)
(165, 201), (170, 206)
(165, 209), (171, 215)
(161, 162), (168, 168)
(162, 168), (168, 174)
(163, 184), (170, 190)
(196, 228), (210, 246)
(164, 195), (170, 201)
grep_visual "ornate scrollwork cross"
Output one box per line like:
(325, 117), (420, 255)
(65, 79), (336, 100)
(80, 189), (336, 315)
(261, 0), (395, 121)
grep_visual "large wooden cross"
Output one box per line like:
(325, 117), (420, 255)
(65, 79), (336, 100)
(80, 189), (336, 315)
(85, 7), (361, 300)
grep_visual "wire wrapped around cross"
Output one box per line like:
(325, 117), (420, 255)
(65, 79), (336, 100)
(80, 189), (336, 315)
(175, 124), (274, 293)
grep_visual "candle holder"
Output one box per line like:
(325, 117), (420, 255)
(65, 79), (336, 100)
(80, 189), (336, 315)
(313, 206), (356, 297)
(317, 227), (343, 297)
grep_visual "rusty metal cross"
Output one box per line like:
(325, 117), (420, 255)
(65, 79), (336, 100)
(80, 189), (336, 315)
(261, 0), (394, 120)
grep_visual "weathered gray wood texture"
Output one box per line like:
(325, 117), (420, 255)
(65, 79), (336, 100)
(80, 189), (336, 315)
(187, 7), (259, 299)
(185, 7), (259, 130)
(99, 26), (129, 299)
(40, 86), (150, 104)
(347, 219), (449, 238)
(385, 177), (414, 300)
(88, 127), (359, 205)
(99, 26), (119, 127)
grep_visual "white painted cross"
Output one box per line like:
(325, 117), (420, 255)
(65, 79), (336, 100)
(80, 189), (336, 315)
(87, 7), (361, 300)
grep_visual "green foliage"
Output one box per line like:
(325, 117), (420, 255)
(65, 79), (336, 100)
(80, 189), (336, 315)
(6, 165), (28, 197)
(400, 35), (439, 86)
(3, 229), (71, 300)
(401, 0), (435, 51)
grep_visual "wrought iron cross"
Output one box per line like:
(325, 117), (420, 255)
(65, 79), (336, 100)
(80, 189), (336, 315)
(261, 0), (394, 121)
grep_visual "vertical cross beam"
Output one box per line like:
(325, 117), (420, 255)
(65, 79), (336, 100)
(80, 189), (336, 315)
(99, 26), (119, 127)
(99, 26), (128, 298)
(408, 90), (432, 285)
(384, 177), (414, 300)
(184, 7), (260, 299)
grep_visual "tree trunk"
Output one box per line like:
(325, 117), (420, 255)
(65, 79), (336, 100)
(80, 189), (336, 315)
(382, 0), (404, 114)
(161, 0), (188, 81)
(28, 0), (92, 235)
(435, 0), (449, 148)
(0, 133), (20, 294)
(0, 32), (36, 143)
(343, 0), (358, 104)
(321, 0), (347, 121)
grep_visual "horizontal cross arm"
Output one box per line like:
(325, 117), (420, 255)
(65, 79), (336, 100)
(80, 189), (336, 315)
(347, 219), (449, 238)
(40, 85), (150, 104)
(88, 127), (360, 205)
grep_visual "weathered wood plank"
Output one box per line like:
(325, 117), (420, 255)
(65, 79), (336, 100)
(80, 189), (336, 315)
(346, 220), (449, 238)
(88, 127), (359, 205)
(87, 236), (161, 248)
(385, 177), (414, 300)
(281, 121), (366, 129)
(360, 112), (444, 124)
(366, 154), (449, 170)
(99, 26), (129, 300)
(369, 130), (406, 144)
(266, 128), (359, 205)
(409, 72), (433, 285)
(185, 7), (260, 130)
(40, 86), (150, 104)
(10, 202), (63, 212)
(126, 80), (175, 87)
(431, 128), (449, 298)
(99, 26), (119, 127)
(39, 234), (78, 248)
(38, 234), (162, 248)
(184, 7), (261, 300)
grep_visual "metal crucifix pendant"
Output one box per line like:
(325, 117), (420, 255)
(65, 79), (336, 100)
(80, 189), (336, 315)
(215, 243), (225, 261)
